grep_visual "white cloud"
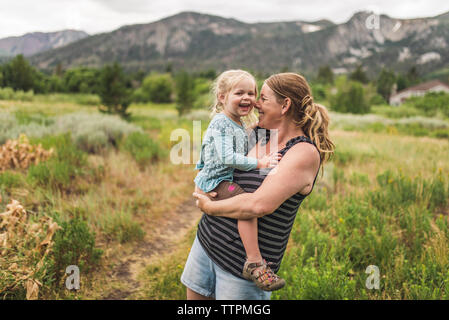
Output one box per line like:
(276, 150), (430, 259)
(0, 0), (448, 38)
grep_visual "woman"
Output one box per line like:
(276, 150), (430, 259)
(183, 72), (335, 300)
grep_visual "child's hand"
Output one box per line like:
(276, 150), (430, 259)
(257, 152), (282, 169)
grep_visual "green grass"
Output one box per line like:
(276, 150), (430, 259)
(2, 93), (449, 300)
(99, 209), (145, 244)
(27, 133), (88, 192)
(136, 129), (449, 300)
(121, 131), (165, 166)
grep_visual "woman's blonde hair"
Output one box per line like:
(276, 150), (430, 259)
(265, 72), (335, 166)
(210, 69), (258, 127)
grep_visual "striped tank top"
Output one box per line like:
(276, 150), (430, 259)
(197, 129), (320, 279)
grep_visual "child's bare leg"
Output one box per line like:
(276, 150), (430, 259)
(238, 218), (262, 263)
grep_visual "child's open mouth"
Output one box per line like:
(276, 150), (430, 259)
(239, 103), (251, 112)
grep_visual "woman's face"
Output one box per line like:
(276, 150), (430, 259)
(255, 83), (283, 129)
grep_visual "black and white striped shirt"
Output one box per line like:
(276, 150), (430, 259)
(197, 131), (319, 279)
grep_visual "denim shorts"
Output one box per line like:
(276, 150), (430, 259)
(181, 235), (272, 300)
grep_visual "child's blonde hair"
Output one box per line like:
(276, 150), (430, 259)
(210, 69), (259, 127)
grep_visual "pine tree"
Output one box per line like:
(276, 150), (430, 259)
(175, 71), (195, 116)
(317, 65), (334, 84)
(349, 65), (369, 84)
(2, 55), (36, 91)
(376, 69), (397, 102)
(98, 62), (132, 119)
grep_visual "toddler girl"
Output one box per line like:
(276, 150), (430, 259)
(194, 70), (285, 291)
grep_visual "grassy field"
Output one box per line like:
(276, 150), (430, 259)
(1, 94), (448, 299)
(140, 130), (449, 300)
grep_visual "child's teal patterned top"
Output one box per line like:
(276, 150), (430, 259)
(194, 113), (258, 192)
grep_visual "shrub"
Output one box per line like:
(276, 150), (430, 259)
(0, 112), (144, 154)
(330, 80), (370, 114)
(0, 112), (53, 145)
(0, 200), (60, 299)
(121, 131), (164, 166)
(310, 83), (327, 101)
(407, 92), (449, 118)
(27, 133), (87, 191)
(0, 134), (53, 172)
(49, 217), (103, 288)
(0, 87), (34, 101)
(53, 113), (142, 153)
(140, 73), (173, 103)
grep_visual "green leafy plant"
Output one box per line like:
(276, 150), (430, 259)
(49, 217), (103, 288)
(121, 131), (164, 166)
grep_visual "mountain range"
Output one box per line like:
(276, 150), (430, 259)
(4, 11), (449, 77)
(0, 30), (89, 57)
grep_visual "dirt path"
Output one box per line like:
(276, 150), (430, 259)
(100, 198), (202, 300)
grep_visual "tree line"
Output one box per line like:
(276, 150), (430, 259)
(1, 54), (446, 117)
(0, 55), (216, 118)
(314, 64), (431, 114)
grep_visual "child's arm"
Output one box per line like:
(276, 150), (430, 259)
(212, 129), (281, 170)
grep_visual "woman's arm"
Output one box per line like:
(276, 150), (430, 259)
(193, 142), (321, 219)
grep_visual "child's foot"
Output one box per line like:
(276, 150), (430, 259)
(242, 259), (286, 291)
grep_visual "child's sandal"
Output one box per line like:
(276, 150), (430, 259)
(242, 259), (286, 291)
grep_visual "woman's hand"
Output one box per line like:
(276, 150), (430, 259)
(192, 192), (213, 214)
(194, 185), (218, 199)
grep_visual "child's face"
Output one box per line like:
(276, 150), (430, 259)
(220, 78), (256, 120)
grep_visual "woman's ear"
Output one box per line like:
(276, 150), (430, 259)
(281, 98), (292, 115)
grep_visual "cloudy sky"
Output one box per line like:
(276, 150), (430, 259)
(1, 0), (449, 39)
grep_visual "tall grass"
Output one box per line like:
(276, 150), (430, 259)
(330, 112), (449, 139)
(136, 129), (449, 300)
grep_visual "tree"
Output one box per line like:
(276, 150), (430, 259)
(349, 65), (369, 84)
(165, 63), (173, 74)
(98, 62), (132, 119)
(45, 75), (65, 93)
(63, 67), (100, 93)
(376, 68), (397, 102)
(2, 55), (36, 91)
(141, 73), (173, 103)
(396, 74), (409, 92)
(330, 80), (370, 114)
(175, 71), (195, 116)
(406, 66), (419, 86)
(198, 69), (216, 80)
(54, 63), (64, 78)
(317, 65), (334, 84)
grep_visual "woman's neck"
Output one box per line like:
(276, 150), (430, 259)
(270, 121), (305, 149)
